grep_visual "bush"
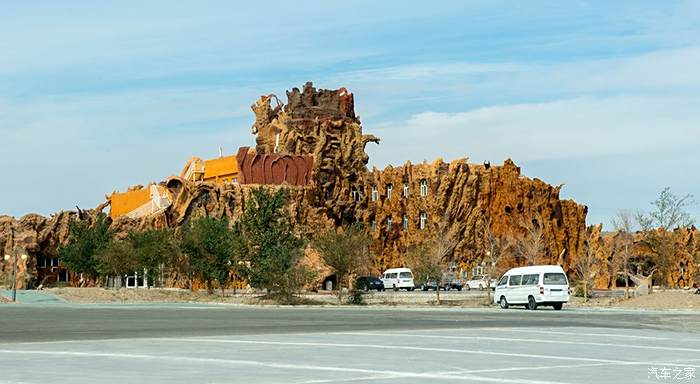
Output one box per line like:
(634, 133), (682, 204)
(346, 289), (367, 305)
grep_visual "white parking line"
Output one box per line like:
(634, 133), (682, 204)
(0, 349), (574, 384)
(374, 327), (682, 341)
(337, 332), (700, 353)
(166, 338), (632, 364)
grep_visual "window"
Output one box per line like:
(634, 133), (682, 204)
(58, 269), (69, 282)
(403, 182), (409, 197)
(386, 184), (393, 199)
(420, 179), (428, 197)
(50, 258), (59, 267)
(233, 177), (238, 184)
(544, 273), (568, 285)
(351, 189), (359, 202)
(509, 275), (522, 286)
(389, 273), (398, 279)
(399, 272), (413, 279)
(371, 186), (378, 202)
(402, 214), (409, 229)
(419, 212), (427, 229)
(497, 275), (509, 286)
(37, 257), (47, 268)
(387, 217), (392, 229)
(522, 274), (539, 285)
(371, 220), (377, 232)
(473, 266), (484, 277)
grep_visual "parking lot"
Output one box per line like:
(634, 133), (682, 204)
(1, 304), (699, 383)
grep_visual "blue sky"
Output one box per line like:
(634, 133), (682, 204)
(1, 1), (698, 228)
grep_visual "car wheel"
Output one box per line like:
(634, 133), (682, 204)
(445, 285), (450, 291)
(456, 286), (462, 291)
(393, 285), (398, 292)
(527, 296), (538, 310)
(363, 285), (370, 292)
(465, 285), (471, 291)
(499, 296), (508, 309)
(552, 303), (563, 310)
(479, 285), (484, 291)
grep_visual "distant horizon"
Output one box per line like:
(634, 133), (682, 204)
(1, 1), (698, 228)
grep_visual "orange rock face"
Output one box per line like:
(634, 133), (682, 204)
(2, 82), (695, 289)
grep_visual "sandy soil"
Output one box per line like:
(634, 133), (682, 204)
(45, 287), (700, 309)
(570, 289), (700, 310)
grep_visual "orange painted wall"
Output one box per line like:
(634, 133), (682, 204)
(203, 155), (239, 183)
(109, 188), (151, 218)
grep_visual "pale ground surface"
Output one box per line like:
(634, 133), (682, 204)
(30, 287), (700, 310)
(0, 304), (699, 384)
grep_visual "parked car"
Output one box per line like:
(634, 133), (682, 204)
(381, 268), (415, 291)
(494, 265), (570, 310)
(419, 280), (439, 291)
(695, 287), (700, 295)
(466, 275), (496, 291)
(355, 276), (384, 291)
(420, 279), (463, 291)
(443, 279), (464, 291)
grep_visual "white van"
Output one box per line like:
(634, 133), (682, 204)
(381, 268), (415, 291)
(494, 265), (570, 310)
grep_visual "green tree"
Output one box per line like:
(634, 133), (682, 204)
(180, 217), (243, 295)
(241, 188), (311, 301)
(58, 214), (112, 284)
(312, 223), (370, 303)
(96, 239), (138, 287)
(129, 228), (179, 288)
(636, 187), (696, 287)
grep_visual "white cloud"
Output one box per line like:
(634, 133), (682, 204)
(367, 95), (700, 166)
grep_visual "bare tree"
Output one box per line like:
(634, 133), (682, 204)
(482, 218), (508, 304)
(636, 187), (696, 288)
(510, 212), (545, 266)
(575, 231), (598, 301)
(610, 209), (635, 299)
(408, 217), (457, 305)
(312, 223), (370, 303)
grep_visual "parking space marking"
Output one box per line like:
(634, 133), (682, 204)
(166, 337), (632, 364)
(367, 326), (683, 341)
(337, 332), (700, 353)
(0, 349), (575, 384)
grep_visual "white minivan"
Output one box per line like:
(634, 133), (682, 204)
(494, 265), (570, 310)
(381, 268), (415, 291)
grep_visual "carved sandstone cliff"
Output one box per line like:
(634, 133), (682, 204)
(3, 82), (604, 288)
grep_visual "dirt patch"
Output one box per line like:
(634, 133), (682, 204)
(569, 290), (700, 310)
(47, 287), (700, 310)
(49, 287), (258, 304)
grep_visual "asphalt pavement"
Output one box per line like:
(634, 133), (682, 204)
(1, 304), (699, 383)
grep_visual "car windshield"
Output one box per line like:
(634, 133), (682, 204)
(543, 273), (567, 285)
(399, 272), (413, 278)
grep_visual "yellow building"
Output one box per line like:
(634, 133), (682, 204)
(180, 152), (240, 184)
(109, 184), (172, 219)
(203, 155), (239, 183)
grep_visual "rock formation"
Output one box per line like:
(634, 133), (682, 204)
(2, 82), (695, 289)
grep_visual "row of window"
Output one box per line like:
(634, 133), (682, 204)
(37, 257), (60, 268)
(351, 180), (429, 202)
(371, 212), (429, 232)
